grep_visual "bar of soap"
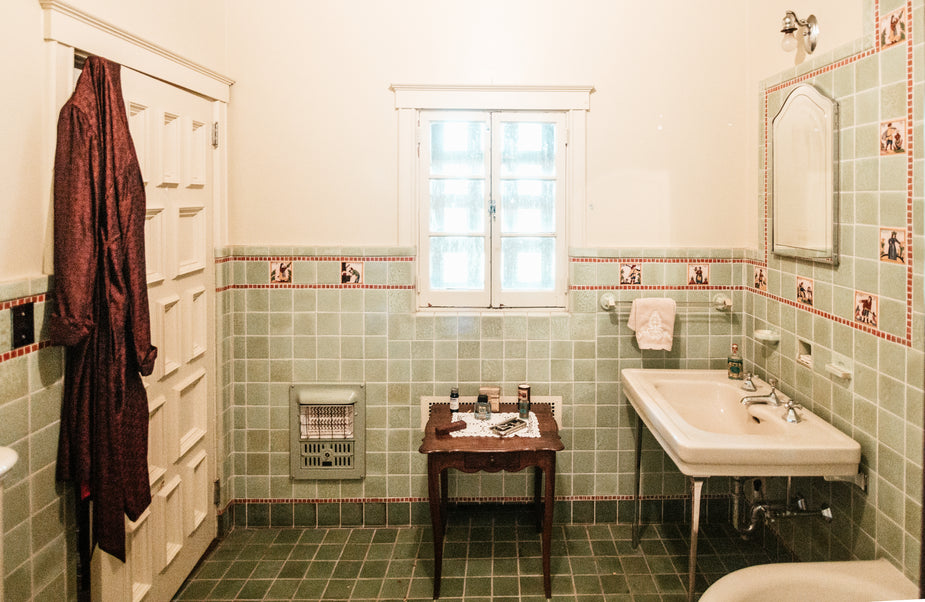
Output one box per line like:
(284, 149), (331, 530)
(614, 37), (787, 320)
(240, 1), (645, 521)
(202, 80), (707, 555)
(435, 421), (467, 436)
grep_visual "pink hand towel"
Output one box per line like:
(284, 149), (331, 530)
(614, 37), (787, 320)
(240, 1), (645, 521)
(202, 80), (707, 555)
(627, 298), (676, 351)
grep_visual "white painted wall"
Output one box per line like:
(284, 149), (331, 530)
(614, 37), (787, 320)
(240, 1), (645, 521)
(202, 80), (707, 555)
(0, 0), (48, 282)
(225, 0), (865, 251)
(0, 0), (227, 283)
(0, 0), (869, 283)
(225, 1), (748, 248)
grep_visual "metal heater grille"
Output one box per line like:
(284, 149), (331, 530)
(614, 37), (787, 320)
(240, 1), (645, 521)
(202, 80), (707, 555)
(290, 383), (365, 480)
(299, 404), (355, 439)
(300, 441), (355, 468)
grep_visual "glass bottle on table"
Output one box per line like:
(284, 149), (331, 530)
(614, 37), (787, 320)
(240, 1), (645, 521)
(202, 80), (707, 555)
(474, 393), (491, 420)
(449, 387), (460, 420)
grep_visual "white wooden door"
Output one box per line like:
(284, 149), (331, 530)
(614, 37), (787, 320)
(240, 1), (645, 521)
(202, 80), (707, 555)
(92, 64), (217, 602)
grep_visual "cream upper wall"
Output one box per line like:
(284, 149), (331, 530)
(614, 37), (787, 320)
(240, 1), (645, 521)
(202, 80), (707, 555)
(226, 0), (757, 249)
(224, 1), (865, 250)
(0, 0), (49, 282)
(0, 0), (869, 282)
(58, 0), (229, 74)
(0, 0), (227, 283)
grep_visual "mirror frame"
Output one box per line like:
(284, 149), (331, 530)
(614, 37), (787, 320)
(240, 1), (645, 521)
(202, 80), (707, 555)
(770, 83), (839, 265)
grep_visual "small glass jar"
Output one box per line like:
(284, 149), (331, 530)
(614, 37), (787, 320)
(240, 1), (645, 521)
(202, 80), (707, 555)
(517, 383), (531, 419)
(474, 393), (491, 420)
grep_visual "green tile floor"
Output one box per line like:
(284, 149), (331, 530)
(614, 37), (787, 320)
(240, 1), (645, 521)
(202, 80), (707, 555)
(174, 507), (780, 601)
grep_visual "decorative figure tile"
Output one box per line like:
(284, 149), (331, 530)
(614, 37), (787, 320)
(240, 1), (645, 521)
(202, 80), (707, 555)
(880, 7), (907, 49)
(341, 261), (363, 284)
(620, 263), (641, 285)
(753, 266), (767, 291)
(796, 277), (813, 306)
(687, 264), (709, 285)
(270, 261), (292, 283)
(879, 228), (906, 264)
(879, 119), (906, 155)
(853, 291), (879, 327)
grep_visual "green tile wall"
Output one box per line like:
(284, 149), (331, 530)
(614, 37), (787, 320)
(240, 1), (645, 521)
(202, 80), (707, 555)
(220, 249), (746, 515)
(748, 0), (924, 581)
(0, 277), (71, 601)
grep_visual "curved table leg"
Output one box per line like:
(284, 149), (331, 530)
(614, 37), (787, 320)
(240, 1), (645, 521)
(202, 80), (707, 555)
(440, 468), (448, 529)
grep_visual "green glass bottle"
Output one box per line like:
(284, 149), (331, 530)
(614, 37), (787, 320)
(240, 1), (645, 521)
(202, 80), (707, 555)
(727, 343), (744, 380)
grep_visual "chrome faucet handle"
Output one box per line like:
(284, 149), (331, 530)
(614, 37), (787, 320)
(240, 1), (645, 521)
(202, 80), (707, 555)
(741, 372), (757, 392)
(782, 398), (803, 423)
(767, 378), (780, 403)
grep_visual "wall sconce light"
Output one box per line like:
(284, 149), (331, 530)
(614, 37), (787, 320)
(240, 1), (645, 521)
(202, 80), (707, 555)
(781, 11), (818, 54)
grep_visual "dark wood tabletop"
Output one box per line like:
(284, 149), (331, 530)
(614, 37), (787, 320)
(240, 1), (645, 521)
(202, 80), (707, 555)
(419, 402), (564, 454)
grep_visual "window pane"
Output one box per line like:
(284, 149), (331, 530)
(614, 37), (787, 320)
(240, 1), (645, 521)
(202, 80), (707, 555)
(430, 121), (485, 176)
(499, 179), (556, 233)
(429, 179), (485, 233)
(500, 122), (556, 177)
(430, 236), (485, 290)
(501, 237), (555, 290)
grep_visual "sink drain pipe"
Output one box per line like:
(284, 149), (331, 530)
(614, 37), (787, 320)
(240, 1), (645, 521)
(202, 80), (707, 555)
(736, 477), (833, 539)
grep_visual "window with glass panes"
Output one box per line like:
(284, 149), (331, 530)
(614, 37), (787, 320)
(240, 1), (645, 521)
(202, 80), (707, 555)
(419, 111), (567, 308)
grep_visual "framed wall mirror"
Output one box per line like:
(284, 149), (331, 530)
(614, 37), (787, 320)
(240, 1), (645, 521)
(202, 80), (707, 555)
(771, 83), (839, 265)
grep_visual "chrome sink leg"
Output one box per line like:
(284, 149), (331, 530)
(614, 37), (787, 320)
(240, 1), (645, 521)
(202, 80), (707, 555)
(632, 414), (643, 548)
(688, 477), (705, 602)
(732, 477), (743, 531)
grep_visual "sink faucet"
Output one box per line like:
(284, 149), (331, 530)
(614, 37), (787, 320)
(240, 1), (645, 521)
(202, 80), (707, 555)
(741, 378), (782, 407)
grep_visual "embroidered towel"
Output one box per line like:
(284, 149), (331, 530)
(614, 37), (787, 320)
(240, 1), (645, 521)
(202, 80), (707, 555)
(627, 298), (677, 350)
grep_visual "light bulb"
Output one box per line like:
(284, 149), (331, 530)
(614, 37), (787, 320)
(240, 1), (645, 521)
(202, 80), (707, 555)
(781, 32), (797, 52)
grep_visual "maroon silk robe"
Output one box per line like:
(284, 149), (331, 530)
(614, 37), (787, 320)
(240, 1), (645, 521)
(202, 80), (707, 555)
(51, 56), (157, 562)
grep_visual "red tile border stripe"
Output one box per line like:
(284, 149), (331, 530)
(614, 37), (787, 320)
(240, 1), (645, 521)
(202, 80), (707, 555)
(571, 284), (736, 292)
(0, 293), (46, 311)
(216, 283), (414, 293)
(0, 340), (51, 363)
(570, 257), (736, 264)
(225, 492), (730, 507)
(216, 255), (414, 264)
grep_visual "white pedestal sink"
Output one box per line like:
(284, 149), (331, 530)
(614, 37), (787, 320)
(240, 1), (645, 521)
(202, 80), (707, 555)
(621, 369), (861, 602)
(622, 369), (861, 477)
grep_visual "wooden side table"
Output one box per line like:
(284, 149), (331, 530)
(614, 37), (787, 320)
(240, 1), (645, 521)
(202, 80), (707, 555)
(419, 403), (564, 599)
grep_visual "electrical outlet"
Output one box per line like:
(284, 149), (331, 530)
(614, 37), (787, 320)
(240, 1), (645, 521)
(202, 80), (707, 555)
(12, 302), (34, 349)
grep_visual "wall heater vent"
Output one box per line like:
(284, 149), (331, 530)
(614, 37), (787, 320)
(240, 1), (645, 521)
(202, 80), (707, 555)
(290, 383), (365, 480)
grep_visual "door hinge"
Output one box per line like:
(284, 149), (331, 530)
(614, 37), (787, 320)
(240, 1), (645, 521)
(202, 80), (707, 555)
(213, 479), (221, 506)
(211, 122), (220, 149)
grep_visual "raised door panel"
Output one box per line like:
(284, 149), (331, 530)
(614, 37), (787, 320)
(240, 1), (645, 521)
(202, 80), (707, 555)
(91, 63), (217, 602)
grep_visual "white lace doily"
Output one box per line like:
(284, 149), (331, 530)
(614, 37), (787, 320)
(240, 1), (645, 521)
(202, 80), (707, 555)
(448, 412), (540, 438)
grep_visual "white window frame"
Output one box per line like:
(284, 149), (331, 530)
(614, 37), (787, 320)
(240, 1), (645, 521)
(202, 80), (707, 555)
(392, 84), (592, 310)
